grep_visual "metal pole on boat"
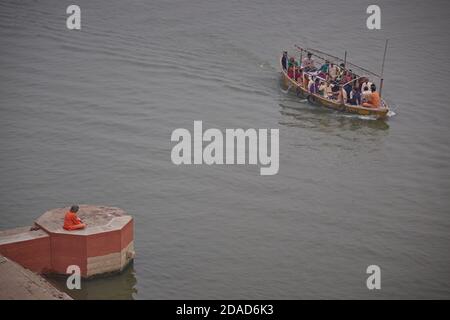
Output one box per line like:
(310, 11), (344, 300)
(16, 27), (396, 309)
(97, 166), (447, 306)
(344, 50), (347, 68)
(379, 39), (389, 98)
(299, 48), (303, 68)
(293, 60), (296, 80)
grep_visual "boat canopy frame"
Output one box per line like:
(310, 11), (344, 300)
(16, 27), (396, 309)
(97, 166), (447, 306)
(294, 44), (381, 79)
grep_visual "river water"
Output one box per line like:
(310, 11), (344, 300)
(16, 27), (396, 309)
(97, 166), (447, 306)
(1, 0), (449, 299)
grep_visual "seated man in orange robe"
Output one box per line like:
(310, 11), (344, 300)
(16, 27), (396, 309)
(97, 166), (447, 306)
(362, 84), (381, 108)
(63, 205), (86, 230)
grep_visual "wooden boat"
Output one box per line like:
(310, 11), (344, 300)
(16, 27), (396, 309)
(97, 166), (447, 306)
(280, 45), (390, 119)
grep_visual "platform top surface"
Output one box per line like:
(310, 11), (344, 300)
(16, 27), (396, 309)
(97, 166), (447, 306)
(0, 227), (49, 245)
(35, 205), (132, 235)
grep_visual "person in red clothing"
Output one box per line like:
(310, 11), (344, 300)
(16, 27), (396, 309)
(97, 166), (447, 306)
(63, 205), (86, 230)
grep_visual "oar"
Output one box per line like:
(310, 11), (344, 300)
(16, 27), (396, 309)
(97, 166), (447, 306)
(280, 84), (292, 94)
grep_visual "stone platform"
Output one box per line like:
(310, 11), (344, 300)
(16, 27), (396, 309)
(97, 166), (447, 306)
(0, 205), (134, 278)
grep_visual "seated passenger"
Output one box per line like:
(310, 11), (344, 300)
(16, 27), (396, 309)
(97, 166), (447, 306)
(318, 60), (329, 78)
(362, 84), (381, 108)
(289, 57), (299, 68)
(337, 86), (347, 103)
(342, 74), (353, 101)
(361, 86), (371, 102)
(303, 74), (310, 89)
(324, 82), (333, 98)
(302, 52), (316, 72)
(349, 87), (361, 105)
(287, 66), (294, 79)
(309, 78), (320, 94)
(342, 71), (353, 84)
(329, 63), (338, 80)
(295, 68), (303, 82)
(336, 63), (346, 81)
(318, 81), (327, 97)
(360, 78), (373, 93)
(331, 83), (340, 99)
(63, 205), (86, 231)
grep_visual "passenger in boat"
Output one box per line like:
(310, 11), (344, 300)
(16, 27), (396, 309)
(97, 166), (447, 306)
(342, 71), (353, 84)
(328, 63), (336, 80)
(361, 85), (371, 101)
(361, 88), (370, 104)
(309, 77), (315, 91)
(349, 86), (361, 105)
(309, 78), (320, 94)
(287, 65), (295, 79)
(360, 78), (373, 93)
(337, 86), (347, 103)
(303, 74), (310, 89)
(336, 63), (346, 82)
(331, 83), (340, 100)
(289, 57), (299, 68)
(289, 58), (301, 80)
(63, 205), (86, 231)
(324, 82), (333, 99)
(355, 77), (363, 91)
(317, 60), (329, 78)
(295, 68), (303, 83)
(318, 81), (327, 97)
(281, 51), (288, 70)
(362, 84), (381, 108)
(342, 72), (353, 102)
(302, 52), (316, 72)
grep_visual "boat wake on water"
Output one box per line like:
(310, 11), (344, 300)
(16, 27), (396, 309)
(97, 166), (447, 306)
(386, 101), (399, 117)
(387, 110), (396, 117)
(339, 114), (379, 121)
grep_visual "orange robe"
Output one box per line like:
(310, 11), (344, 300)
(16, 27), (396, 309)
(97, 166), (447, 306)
(363, 92), (381, 108)
(63, 211), (86, 230)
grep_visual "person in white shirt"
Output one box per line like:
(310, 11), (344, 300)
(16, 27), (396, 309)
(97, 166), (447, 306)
(302, 52), (316, 72)
(360, 77), (373, 94)
(361, 86), (372, 102)
(329, 63), (338, 80)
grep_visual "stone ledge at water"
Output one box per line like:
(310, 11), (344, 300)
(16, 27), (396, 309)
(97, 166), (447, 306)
(0, 254), (72, 300)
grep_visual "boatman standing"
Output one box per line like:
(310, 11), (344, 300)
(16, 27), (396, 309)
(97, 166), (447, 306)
(63, 205), (86, 230)
(281, 51), (288, 70)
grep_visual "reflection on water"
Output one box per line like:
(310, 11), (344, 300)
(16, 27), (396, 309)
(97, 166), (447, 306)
(46, 262), (137, 300)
